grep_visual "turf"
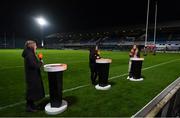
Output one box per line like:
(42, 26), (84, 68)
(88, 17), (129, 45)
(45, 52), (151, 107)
(0, 49), (180, 117)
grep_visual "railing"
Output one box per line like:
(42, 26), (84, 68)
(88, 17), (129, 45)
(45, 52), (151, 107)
(132, 77), (180, 117)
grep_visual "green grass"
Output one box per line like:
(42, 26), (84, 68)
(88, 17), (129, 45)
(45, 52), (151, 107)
(0, 49), (180, 117)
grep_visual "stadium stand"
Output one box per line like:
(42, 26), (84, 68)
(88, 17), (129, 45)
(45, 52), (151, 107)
(1, 21), (180, 51)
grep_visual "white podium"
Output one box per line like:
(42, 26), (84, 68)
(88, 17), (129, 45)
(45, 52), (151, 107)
(95, 58), (112, 90)
(44, 64), (68, 115)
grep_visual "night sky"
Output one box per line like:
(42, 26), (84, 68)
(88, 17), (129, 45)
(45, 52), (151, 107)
(0, 0), (180, 37)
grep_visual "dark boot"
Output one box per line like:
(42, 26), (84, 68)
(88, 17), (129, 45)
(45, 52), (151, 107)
(91, 72), (96, 85)
(26, 100), (37, 112)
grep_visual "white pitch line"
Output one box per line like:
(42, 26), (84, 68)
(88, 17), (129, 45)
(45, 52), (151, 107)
(63, 84), (89, 93)
(142, 59), (180, 71)
(109, 73), (129, 80)
(0, 85), (90, 111)
(0, 101), (25, 111)
(0, 59), (179, 111)
(109, 58), (180, 80)
(0, 66), (23, 70)
(0, 61), (87, 70)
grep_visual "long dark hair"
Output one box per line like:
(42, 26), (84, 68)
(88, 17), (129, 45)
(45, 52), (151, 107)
(136, 45), (141, 57)
(89, 46), (96, 55)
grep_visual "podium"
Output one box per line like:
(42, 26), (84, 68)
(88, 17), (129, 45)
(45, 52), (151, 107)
(95, 58), (112, 90)
(128, 58), (144, 81)
(44, 64), (67, 115)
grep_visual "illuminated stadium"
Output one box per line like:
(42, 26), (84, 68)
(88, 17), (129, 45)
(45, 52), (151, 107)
(0, 0), (180, 117)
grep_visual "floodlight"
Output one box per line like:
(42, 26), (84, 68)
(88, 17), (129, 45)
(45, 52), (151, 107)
(36, 17), (48, 26)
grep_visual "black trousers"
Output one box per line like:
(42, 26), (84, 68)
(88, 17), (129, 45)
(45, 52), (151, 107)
(90, 63), (98, 84)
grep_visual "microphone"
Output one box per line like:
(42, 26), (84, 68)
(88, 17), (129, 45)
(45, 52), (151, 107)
(38, 53), (44, 63)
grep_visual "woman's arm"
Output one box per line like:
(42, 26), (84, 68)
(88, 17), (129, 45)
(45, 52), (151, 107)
(26, 53), (42, 69)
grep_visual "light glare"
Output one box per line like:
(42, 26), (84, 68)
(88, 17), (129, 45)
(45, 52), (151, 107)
(36, 17), (47, 26)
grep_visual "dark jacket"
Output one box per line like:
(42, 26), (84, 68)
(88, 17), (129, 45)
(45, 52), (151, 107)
(22, 48), (45, 101)
(89, 48), (100, 65)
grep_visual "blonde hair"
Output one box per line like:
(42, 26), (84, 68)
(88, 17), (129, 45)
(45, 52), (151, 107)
(25, 40), (36, 48)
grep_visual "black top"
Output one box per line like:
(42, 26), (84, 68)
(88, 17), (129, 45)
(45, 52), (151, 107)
(89, 47), (100, 64)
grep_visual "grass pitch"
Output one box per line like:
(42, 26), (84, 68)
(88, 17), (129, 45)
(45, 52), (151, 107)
(0, 49), (180, 117)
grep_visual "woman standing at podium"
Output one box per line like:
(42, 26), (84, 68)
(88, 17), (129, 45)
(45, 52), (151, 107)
(22, 40), (45, 112)
(128, 44), (140, 78)
(89, 46), (100, 85)
(129, 45), (140, 58)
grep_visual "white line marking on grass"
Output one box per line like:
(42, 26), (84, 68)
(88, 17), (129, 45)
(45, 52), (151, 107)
(109, 73), (129, 80)
(109, 58), (180, 80)
(0, 59), (179, 111)
(0, 101), (25, 111)
(142, 59), (180, 71)
(0, 66), (23, 70)
(0, 61), (87, 70)
(63, 84), (89, 93)
(0, 85), (89, 111)
(44, 84), (89, 98)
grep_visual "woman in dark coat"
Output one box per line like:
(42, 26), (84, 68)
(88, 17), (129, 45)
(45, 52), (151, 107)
(22, 40), (45, 112)
(89, 46), (100, 85)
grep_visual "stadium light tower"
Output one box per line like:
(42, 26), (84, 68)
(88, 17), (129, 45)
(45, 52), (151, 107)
(35, 16), (48, 47)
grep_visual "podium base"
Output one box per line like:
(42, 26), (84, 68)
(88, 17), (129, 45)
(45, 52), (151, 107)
(95, 84), (111, 90)
(127, 76), (143, 81)
(127, 76), (131, 80)
(45, 100), (68, 115)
